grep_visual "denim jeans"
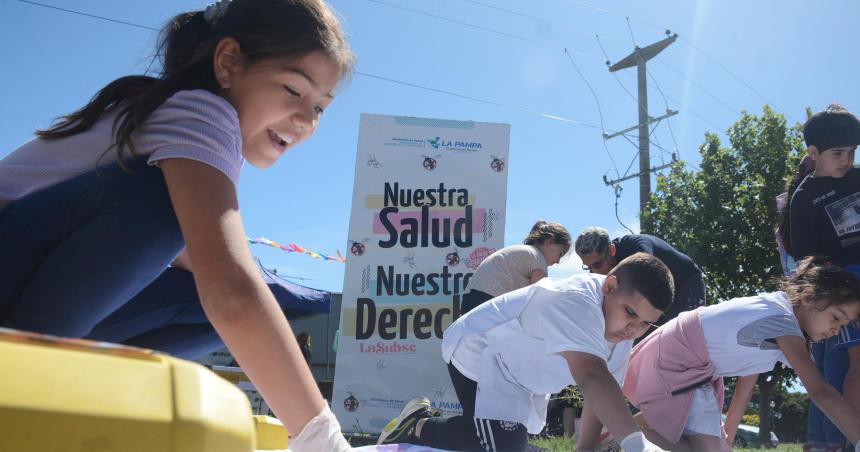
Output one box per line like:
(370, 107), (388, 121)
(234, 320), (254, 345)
(807, 335), (849, 447)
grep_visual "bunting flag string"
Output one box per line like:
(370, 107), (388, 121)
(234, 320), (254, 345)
(246, 236), (346, 263)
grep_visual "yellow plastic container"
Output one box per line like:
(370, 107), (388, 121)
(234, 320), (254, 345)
(253, 415), (289, 450)
(0, 327), (257, 452)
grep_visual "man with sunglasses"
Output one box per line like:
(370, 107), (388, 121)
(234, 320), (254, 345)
(575, 227), (705, 328)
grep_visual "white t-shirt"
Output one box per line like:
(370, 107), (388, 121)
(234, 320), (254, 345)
(442, 274), (632, 432)
(699, 292), (804, 377)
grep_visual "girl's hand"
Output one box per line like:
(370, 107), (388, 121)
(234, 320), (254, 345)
(778, 335), (860, 444)
(724, 374), (757, 446)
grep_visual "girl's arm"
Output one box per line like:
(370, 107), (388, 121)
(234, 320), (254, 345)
(778, 335), (860, 444)
(160, 159), (324, 437)
(723, 374), (757, 446)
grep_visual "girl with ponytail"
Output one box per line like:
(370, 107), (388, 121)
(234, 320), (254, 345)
(0, 1), (355, 449)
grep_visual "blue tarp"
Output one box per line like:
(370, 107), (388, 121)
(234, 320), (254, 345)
(255, 257), (331, 319)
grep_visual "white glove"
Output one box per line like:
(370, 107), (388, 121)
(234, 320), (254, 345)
(619, 431), (667, 452)
(854, 440), (860, 452)
(289, 405), (353, 452)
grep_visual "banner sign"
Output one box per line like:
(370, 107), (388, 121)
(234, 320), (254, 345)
(332, 114), (510, 433)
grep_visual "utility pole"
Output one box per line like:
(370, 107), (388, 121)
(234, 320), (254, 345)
(603, 31), (678, 220)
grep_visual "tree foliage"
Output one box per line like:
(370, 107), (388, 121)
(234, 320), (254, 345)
(642, 105), (806, 445)
(771, 387), (810, 443)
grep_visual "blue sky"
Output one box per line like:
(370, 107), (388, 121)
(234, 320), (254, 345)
(3, 0), (859, 292)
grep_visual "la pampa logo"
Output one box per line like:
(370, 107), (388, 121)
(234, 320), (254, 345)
(383, 135), (483, 152)
(427, 136), (482, 152)
(384, 136), (425, 148)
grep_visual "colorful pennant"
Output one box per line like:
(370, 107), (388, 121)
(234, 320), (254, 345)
(246, 236), (345, 263)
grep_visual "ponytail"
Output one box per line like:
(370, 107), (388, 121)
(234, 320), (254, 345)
(777, 155), (815, 256)
(35, 0), (354, 165)
(36, 11), (219, 164)
(524, 220), (572, 250)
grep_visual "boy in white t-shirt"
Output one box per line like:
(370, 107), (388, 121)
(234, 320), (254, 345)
(378, 253), (674, 452)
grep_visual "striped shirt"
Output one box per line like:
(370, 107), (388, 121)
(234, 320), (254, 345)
(836, 325), (860, 350)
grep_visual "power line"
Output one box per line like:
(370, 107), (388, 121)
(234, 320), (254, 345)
(17, 0), (739, 174)
(558, 0), (786, 119)
(561, 0), (667, 32)
(611, 184), (636, 235)
(645, 65), (682, 159)
(15, 0), (607, 131)
(617, 70), (723, 132)
(600, 26), (681, 163)
(363, 0), (598, 59)
(596, 35), (640, 108)
(361, 1), (709, 184)
(658, 92), (722, 131)
(678, 35), (790, 121)
(463, 0), (629, 46)
(599, 24), (725, 148)
(365, 0), (540, 45)
(664, 112), (681, 158)
(672, 101), (723, 131)
(596, 35), (680, 177)
(610, 48), (737, 131)
(616, 127), (675, 169)
(624, 17), (638, 46)
(651, 127), (667, 166)
(354, 71), (603, 129)
(563, 49), (621, 177)
(620, 145), (639, 176)
(648, 132), (684, 161)
(362, 0), (771, 167)
(655, 140), (701, 172)
(655, 57), (740, 116)
(17, 0), (158, 31)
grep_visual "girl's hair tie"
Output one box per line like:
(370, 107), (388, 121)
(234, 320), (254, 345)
(203, 0), (231, 26)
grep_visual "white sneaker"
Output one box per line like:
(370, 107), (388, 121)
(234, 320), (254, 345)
(377, 397), (433, 445)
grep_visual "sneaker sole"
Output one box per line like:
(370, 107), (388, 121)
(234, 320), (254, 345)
(377, 397), (430, 444)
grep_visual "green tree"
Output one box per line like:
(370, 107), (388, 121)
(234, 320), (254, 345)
(642, 105), (806, 446)
(771, 387), (810, 443)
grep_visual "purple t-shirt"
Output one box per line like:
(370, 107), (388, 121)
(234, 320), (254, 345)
(0, 89), (243, 209)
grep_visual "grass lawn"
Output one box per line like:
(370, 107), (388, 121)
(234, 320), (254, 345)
(527, 436), (803, 452)
(348, 433), (803, 451)
(528, 436), (574, 451)
(734, 445), (802, 452)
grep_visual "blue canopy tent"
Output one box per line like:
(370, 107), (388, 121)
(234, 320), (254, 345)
(85, 257), (331, 359)
(254, 257), (331, 319)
